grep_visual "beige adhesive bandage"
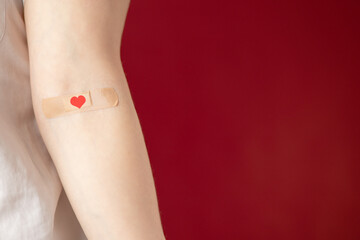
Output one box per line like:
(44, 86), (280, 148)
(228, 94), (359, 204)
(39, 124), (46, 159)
(42, 87), (119, 118)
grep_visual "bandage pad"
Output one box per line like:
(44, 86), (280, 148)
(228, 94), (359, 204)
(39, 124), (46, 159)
(42, 87), (119, 118)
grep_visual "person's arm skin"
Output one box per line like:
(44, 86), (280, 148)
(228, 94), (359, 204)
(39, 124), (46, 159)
(24, 0), (165, 239)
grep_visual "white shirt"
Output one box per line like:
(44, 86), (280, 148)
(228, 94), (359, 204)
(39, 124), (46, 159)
(0, 0), (87, 239)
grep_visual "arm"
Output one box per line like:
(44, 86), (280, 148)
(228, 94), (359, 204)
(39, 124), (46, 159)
(24, 0), (165, 239)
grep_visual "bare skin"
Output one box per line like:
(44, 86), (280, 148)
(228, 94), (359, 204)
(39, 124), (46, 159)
(24, 0), (165, 239)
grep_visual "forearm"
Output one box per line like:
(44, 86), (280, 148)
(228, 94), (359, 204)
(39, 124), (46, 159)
(31, 63), (165, 239)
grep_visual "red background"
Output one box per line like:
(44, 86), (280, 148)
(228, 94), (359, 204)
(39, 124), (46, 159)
(121, 1), (360, 239)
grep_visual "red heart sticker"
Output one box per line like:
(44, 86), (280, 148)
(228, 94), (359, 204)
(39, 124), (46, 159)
(70, 95), (86, 108)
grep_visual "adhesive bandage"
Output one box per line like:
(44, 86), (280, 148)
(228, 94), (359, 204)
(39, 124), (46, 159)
(42, 87), (119, 118)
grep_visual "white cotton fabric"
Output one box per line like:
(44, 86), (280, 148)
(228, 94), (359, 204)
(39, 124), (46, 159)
(0, 0), (87, 239)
